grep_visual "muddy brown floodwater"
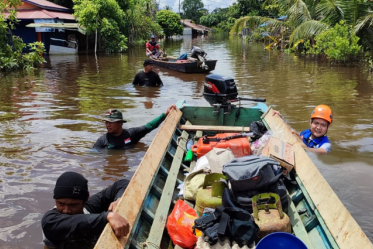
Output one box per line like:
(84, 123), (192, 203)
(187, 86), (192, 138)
(0, 34), (372, 248)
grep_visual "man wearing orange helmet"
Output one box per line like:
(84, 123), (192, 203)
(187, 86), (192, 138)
(273, 105), (333, 154)
(298, 105), (333, 154)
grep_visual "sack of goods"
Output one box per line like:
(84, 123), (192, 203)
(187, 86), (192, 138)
(222, 155), (288, 213)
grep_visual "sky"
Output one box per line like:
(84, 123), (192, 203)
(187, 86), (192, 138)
(158, 0), (237, 14)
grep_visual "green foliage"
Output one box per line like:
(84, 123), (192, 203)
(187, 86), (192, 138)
(181, 0), (204, 24)
(237, 0), (270, 17)
(304, 21), (361, 62)
(156, 10), (183, 38)
(247, 27), (266, 41)
(22, 42), (47, 70)
(0, 0), (45, 71)
(73, 0), (127, 52)
(200, 14), (220, 27)
(230, 16), (250, 35)
(124, 0), (161, 44)
(100, 18), (127, 52)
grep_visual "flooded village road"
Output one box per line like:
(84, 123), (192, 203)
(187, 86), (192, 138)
(0, 34), (373, 248)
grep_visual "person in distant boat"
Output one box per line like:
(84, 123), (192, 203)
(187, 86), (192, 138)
(273, 104), (333, 154)
(93, 105), (176, 149)
(132, 59), (163, 87)
(146, 35), (163, 57)
(42, 171), (130, 249)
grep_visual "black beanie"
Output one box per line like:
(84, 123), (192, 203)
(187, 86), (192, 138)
(53, 172), (89, 201)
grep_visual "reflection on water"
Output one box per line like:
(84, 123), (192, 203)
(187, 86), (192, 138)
(0, 34), (372, 247)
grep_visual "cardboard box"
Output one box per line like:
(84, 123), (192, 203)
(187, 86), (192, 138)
(260, 137), (295, 172)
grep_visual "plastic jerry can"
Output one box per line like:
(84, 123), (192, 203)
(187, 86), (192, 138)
(252, 193), (291, 240)
(191, 133), (251, 158)
(195, 173), (227, 216)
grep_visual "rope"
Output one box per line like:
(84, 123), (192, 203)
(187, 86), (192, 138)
(141, 241), (160, 249)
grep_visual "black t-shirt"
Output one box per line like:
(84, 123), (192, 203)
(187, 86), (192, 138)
(42, 179), (130, 248)
(93, 126), (149, 149)
(132, 70), (163, 87)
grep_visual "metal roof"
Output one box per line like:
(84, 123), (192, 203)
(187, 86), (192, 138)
(182, 19), (205, 32)
(26, 22), (86, 34)
(4, 9), (74, 20)
(22, 0), (70, 12)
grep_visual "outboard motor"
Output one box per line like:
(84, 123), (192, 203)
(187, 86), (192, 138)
(191, 46), (208, 70)
(203, 74), (266, 114)
(203, 74), (238, 106)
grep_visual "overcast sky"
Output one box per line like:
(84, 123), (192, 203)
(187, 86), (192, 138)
(158, 0), (237, 14)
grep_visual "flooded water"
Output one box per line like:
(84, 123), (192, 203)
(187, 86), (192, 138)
(0, 34), (372, 248)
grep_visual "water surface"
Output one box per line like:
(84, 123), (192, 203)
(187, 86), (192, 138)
(0, 34), (372, 248)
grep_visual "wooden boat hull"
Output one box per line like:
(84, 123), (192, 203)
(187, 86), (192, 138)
(94, 101), (373, 249)
(150, 57), (217, 73)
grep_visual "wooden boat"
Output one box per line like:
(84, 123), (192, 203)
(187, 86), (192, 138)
(49, 36), (78, 55)
(94, 100), (373, 249)
(150, 56), (217, 73)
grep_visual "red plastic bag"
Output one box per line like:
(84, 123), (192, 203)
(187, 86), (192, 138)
(166, 199), (198, 248)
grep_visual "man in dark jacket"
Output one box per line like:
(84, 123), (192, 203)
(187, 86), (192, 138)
(93, 105), (176, 149)
(132, 59), (163, 87)
(42, 172), (130, 248)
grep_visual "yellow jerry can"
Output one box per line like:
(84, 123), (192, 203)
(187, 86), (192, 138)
(252, 192), (291, 240)
(195, 173), (227, 216)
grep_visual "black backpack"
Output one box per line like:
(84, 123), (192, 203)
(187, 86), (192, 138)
(222, 155), (288, 212)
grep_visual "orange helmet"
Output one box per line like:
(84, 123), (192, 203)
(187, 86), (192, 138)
(310, 105), (333, 123)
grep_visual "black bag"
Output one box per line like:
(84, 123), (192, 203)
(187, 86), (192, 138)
(249, 121), (268, 141)
(193, 206), (259, 247)
(222, 155), (288, 212)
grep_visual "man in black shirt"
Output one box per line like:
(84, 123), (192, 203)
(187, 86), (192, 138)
(42, 172), (130, 248)
(132, 59), (163, 86)
(93, 105), (176, 149)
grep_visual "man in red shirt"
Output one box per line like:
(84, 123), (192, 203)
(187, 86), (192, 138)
(146, 35), (163, 57)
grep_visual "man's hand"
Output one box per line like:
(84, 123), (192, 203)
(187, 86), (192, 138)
(272, 110), (283, 119)
(108, 198), (121, 212)
(165, 105), (177, 115)
(107, 212), (130, 237)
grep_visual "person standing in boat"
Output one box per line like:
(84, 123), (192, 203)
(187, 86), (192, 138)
(42, 172), (130, 248)
(146, 35), (163, 57)
(273, 104), (333, 154)
(93, 105), (176, 149)
(132, 59), (163, 87)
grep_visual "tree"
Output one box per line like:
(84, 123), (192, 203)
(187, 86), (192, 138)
(73, 0), (127, 52)
(123, 0), (162, 45)
(164, 5), (172, 10)
(200, 14), (220, 27)
(304, 21), (361, 61)
(181, 0), (204, 24)
(157, 10), (183, 38)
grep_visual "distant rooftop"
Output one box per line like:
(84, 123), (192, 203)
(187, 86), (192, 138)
(23, 0), (70, 12)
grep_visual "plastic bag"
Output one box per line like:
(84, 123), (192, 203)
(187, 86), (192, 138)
(166, 199), (198, 248)
(250, 132), (271, 155)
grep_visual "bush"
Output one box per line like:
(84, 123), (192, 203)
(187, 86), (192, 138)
(304, 21), (361, 62)
(1, 0), (46, 71)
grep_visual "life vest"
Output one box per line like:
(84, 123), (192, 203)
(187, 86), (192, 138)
(300, 129), (330, 149)
(146, 41), (158, 52)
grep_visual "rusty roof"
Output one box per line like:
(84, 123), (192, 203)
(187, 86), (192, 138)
(23, 0), (70, 12)
(182, 19), (205, 32)
(4, 9), (74, 20)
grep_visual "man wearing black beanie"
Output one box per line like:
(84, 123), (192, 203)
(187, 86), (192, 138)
(42, 172), (130, 248)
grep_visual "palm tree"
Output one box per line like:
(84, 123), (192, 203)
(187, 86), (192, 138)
(230, 0), (373, 49)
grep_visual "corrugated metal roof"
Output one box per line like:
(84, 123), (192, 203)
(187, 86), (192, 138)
(26, 22), (86, 34)
(182, 19), (206, 32)
(4, 9), (74, 20)
(23, 0), (70, 12)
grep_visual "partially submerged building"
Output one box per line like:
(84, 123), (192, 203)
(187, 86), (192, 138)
(4, 0), (85, 54)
